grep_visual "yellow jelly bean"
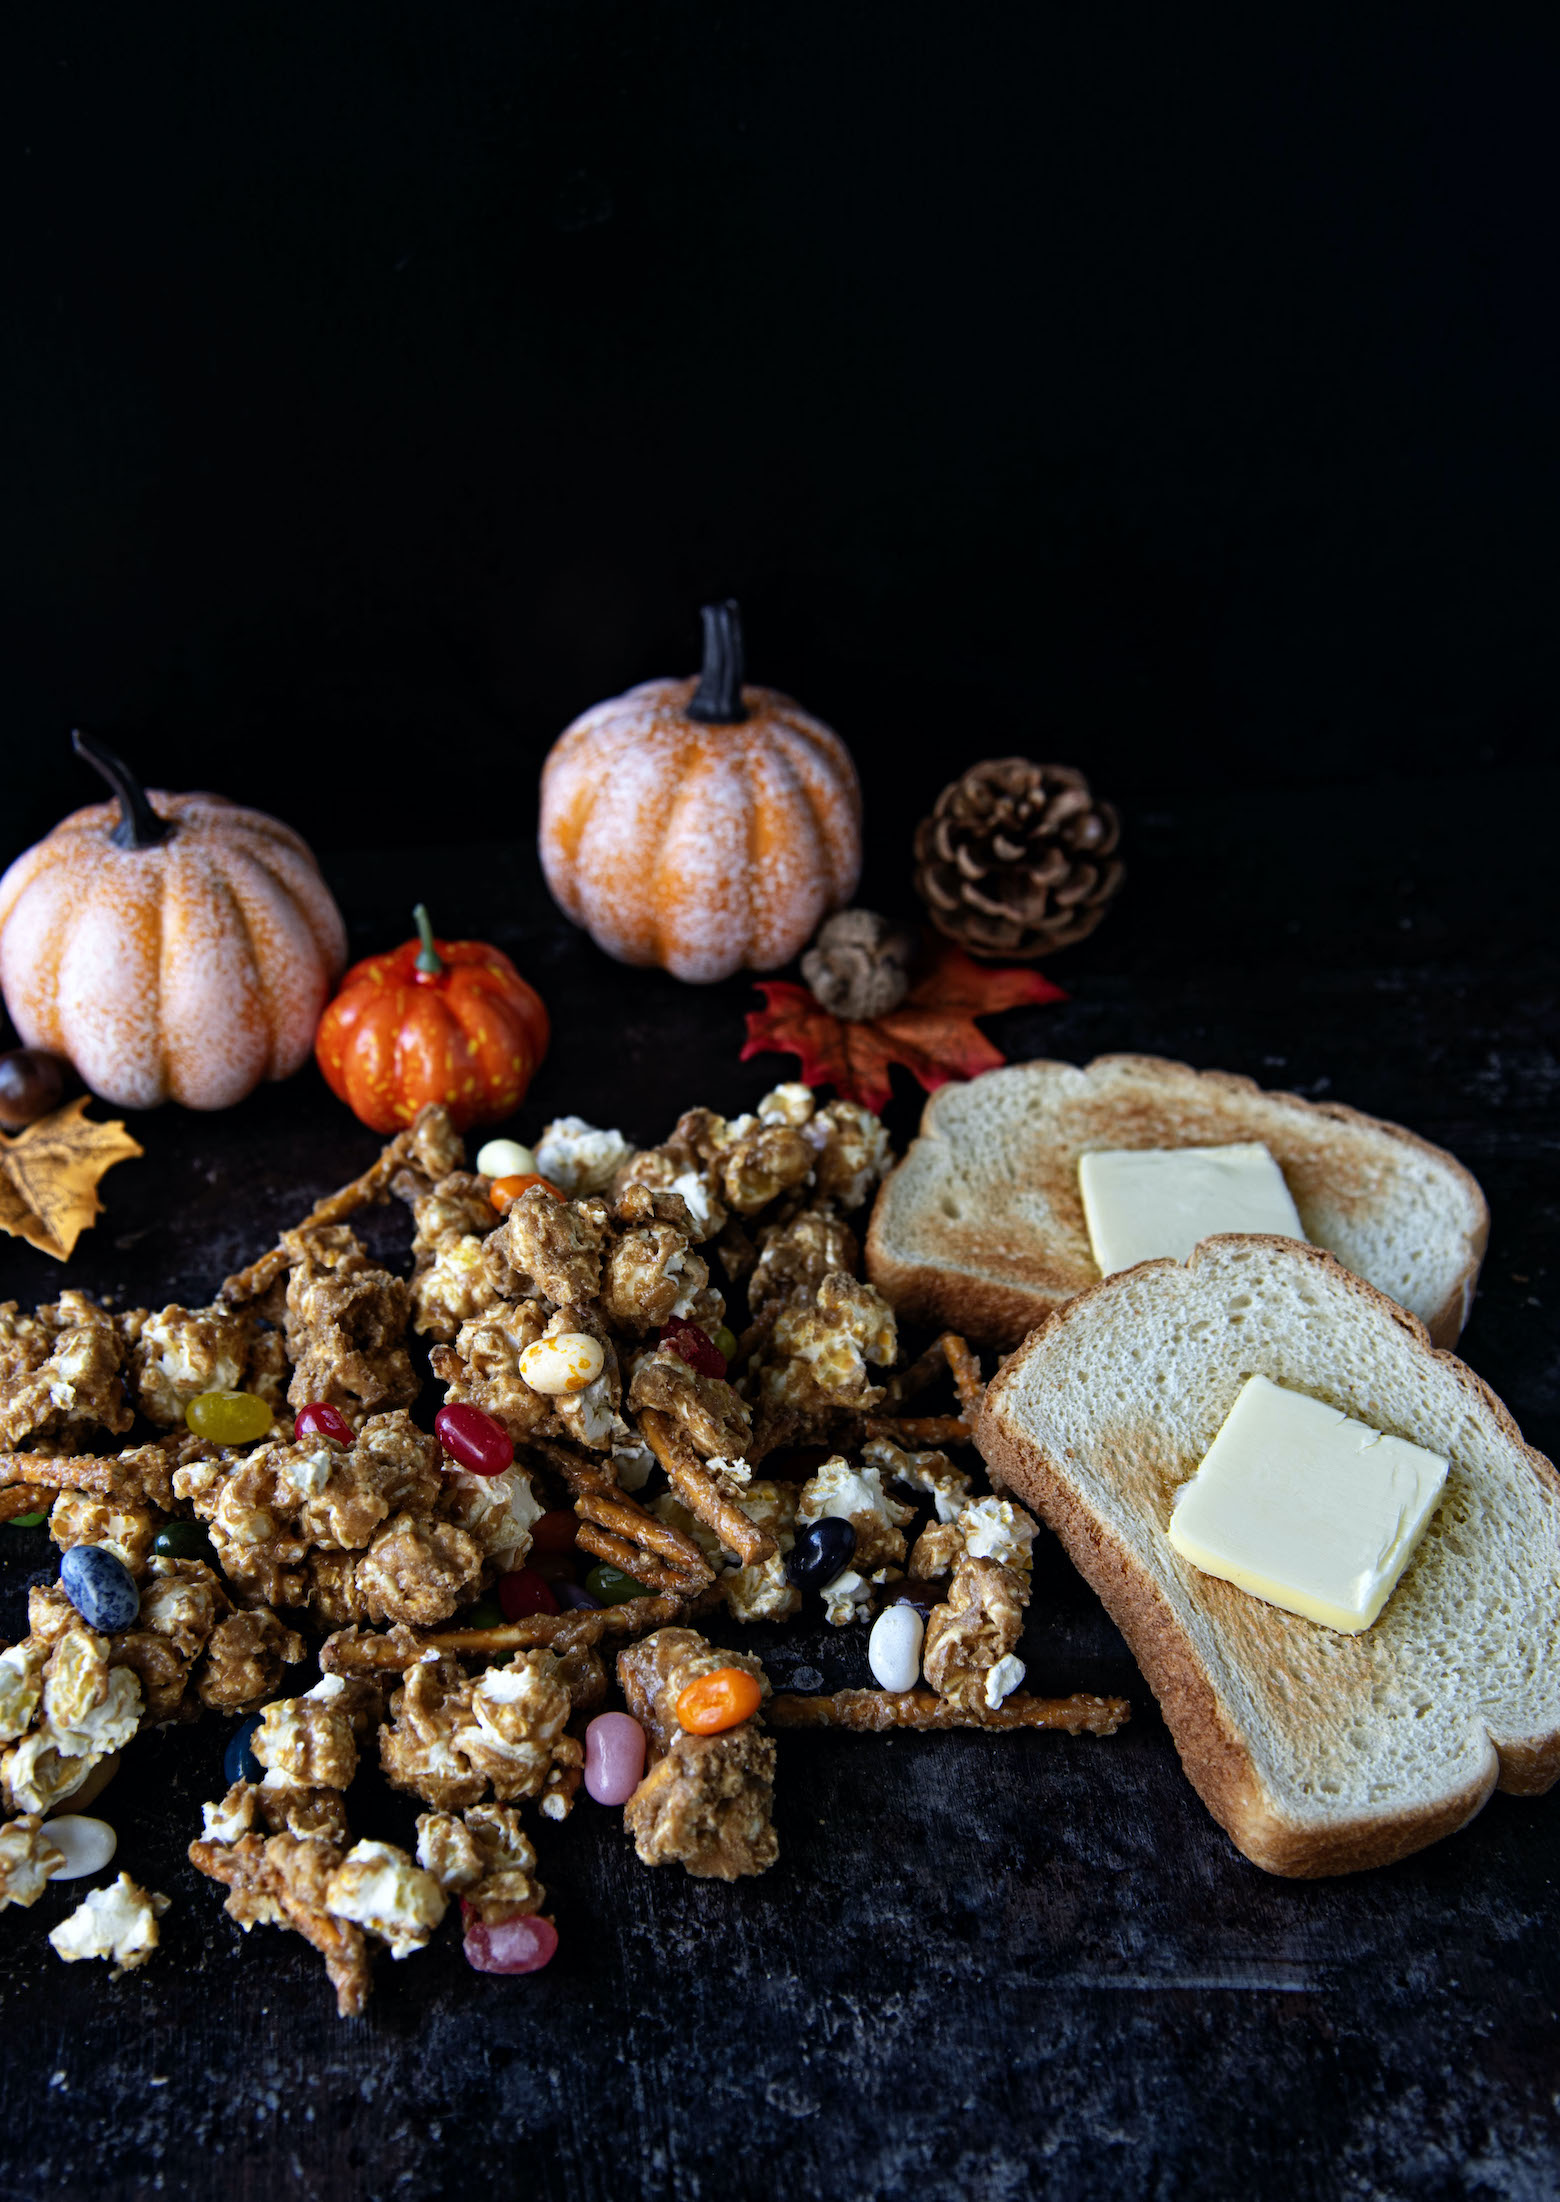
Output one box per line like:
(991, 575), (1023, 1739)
(186, 1390), (273, 1445)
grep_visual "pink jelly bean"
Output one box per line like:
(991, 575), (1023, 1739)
(584, 1711), (646, 1805)
(463, 1911), (558, 1975)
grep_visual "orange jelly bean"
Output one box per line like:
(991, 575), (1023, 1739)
(490, 1173), (565, 1214)
(675, 1667), (763, 1735)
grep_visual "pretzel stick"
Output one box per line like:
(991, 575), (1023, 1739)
(863, 1415), (972, 1448)
(766, 1689), (1130, 1735)
(638, 1407), (777, 1566)
(318, 1593), (684, 1673)
(940, 1333), (985, 1422)
(219, 1126), (426, 1304)
(573, 1489), (712, 1585)
(0, 1453), (130, 1495)
(0, 1483), (55, 1521)
(574, 1522), (692, 1595)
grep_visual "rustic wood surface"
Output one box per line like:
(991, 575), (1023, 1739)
(1, 772), (1556, 2202)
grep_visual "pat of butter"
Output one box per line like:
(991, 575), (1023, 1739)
(1168, 1374), (1448, 1632)
(1078, 1143), (1304, 1275)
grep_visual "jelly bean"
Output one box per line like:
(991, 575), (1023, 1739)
(435, 1402), (514, 1477)
(459, 1595), (504, 1630)
(224, 1712), (264, 1786)
(529, 1510), (579, 1555)
(186, 1389), (273, 1445)
(498, 1568), (558, 1621)
(518, 1332), (604, 1396)
(658, 1314), (727, 1378)
(490, 1173), (565, 1215)
(463, 1910), (558, 1975)
(712, 1324), (739, 1365)
(294, 1401), (355, 1447)
(868, 1601), (924, 1693)
(584, 1563), (645, 1607)
(0, 1047), (65, 1131)
(60, 1544), (139, 1633)
(150, 1519), (217, 1562)
(785, 1515), (857, 1593)
(677, 1667), (763, 1734)
(584, 1712), (646, 1804)
(42, 1815), (117, 1881)
(553, 1581), (601, 1612)
(6, 1512), (46, 1530)
(475, 1137), (536, 1181)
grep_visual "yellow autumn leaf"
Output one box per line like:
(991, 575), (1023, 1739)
(0, 1097), (144, 1261)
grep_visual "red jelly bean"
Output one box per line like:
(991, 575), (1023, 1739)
(435, 1402), (514, 1477)
(498, 1568), (558, 1620)
(463, 1909), (558, 1975)
(529, 1510), (579, 1555)
(658, 1314), (727, 1379)
(294, 1402), (355, 1447)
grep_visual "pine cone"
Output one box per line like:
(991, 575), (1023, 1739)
(912, 759), (1123, 959)
(801, 910), (917, 1020)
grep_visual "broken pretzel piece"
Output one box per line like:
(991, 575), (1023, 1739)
(863, 1414), (972, 1449)
(638, 1407), (777, 1569)
(766, 1688), (1129, 1734)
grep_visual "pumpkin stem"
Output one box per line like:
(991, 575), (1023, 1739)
(687, 600), (750, 725)
(71, 729), (170, 850)
(412, 904), (444, 977)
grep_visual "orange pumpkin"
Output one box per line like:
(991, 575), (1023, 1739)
(0, 732), (348, 1111)
(539, 601), (862, 983)
(315, 905), (549, 1134)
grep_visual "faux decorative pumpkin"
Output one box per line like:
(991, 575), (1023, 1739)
(315, 905), (549, 1134)
(0, 733), (348, 1111)
(539, 601), (862, 983)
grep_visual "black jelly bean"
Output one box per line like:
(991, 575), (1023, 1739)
(785, 1515), (857, 1592)
(224, 1713), (264, 1786)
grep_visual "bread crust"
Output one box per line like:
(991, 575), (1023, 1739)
(867, 1053), (1490, 1350)
(977, 1236), (1560, 1877)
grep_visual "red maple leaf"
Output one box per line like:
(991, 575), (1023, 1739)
(740, 940), (1067, 1113)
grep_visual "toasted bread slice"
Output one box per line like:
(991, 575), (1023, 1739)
(978, 1236), (1560, 1875)
(866, 1054), (1488, 1348)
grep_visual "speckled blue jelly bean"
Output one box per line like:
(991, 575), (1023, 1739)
(59, 1544), (139, 1632)
(224, 1712), (264, 1787)
(784, 1515), (857, 1593)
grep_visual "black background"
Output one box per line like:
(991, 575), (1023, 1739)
(2, 4), (1557, 883)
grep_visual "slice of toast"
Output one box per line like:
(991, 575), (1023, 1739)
(978, 1236), (1560, 1875)
(866, 1054), (1488, 1348)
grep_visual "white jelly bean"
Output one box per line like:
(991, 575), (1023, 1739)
(868, 1601), (924, 1694)
(476, 1137), (537, 1180)
(43, 1815), (117, 1881)
(519, 1332), (605, 1396)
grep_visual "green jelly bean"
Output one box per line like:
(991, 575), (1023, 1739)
(6, 1512), (46, 1530)
(712, 1325), (738, 1365)
(584, 1563), (645, 1607)
(460, 1595), (504, 1630)
(151, 1520), (216, 1561)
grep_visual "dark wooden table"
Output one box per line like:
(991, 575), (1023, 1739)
(2, 771), (1557, 2202)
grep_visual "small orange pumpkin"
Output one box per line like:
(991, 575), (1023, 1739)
(539, 601), (862, 983)
(315, 905), (549, 1134)
(0, 733), (348, 1111)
